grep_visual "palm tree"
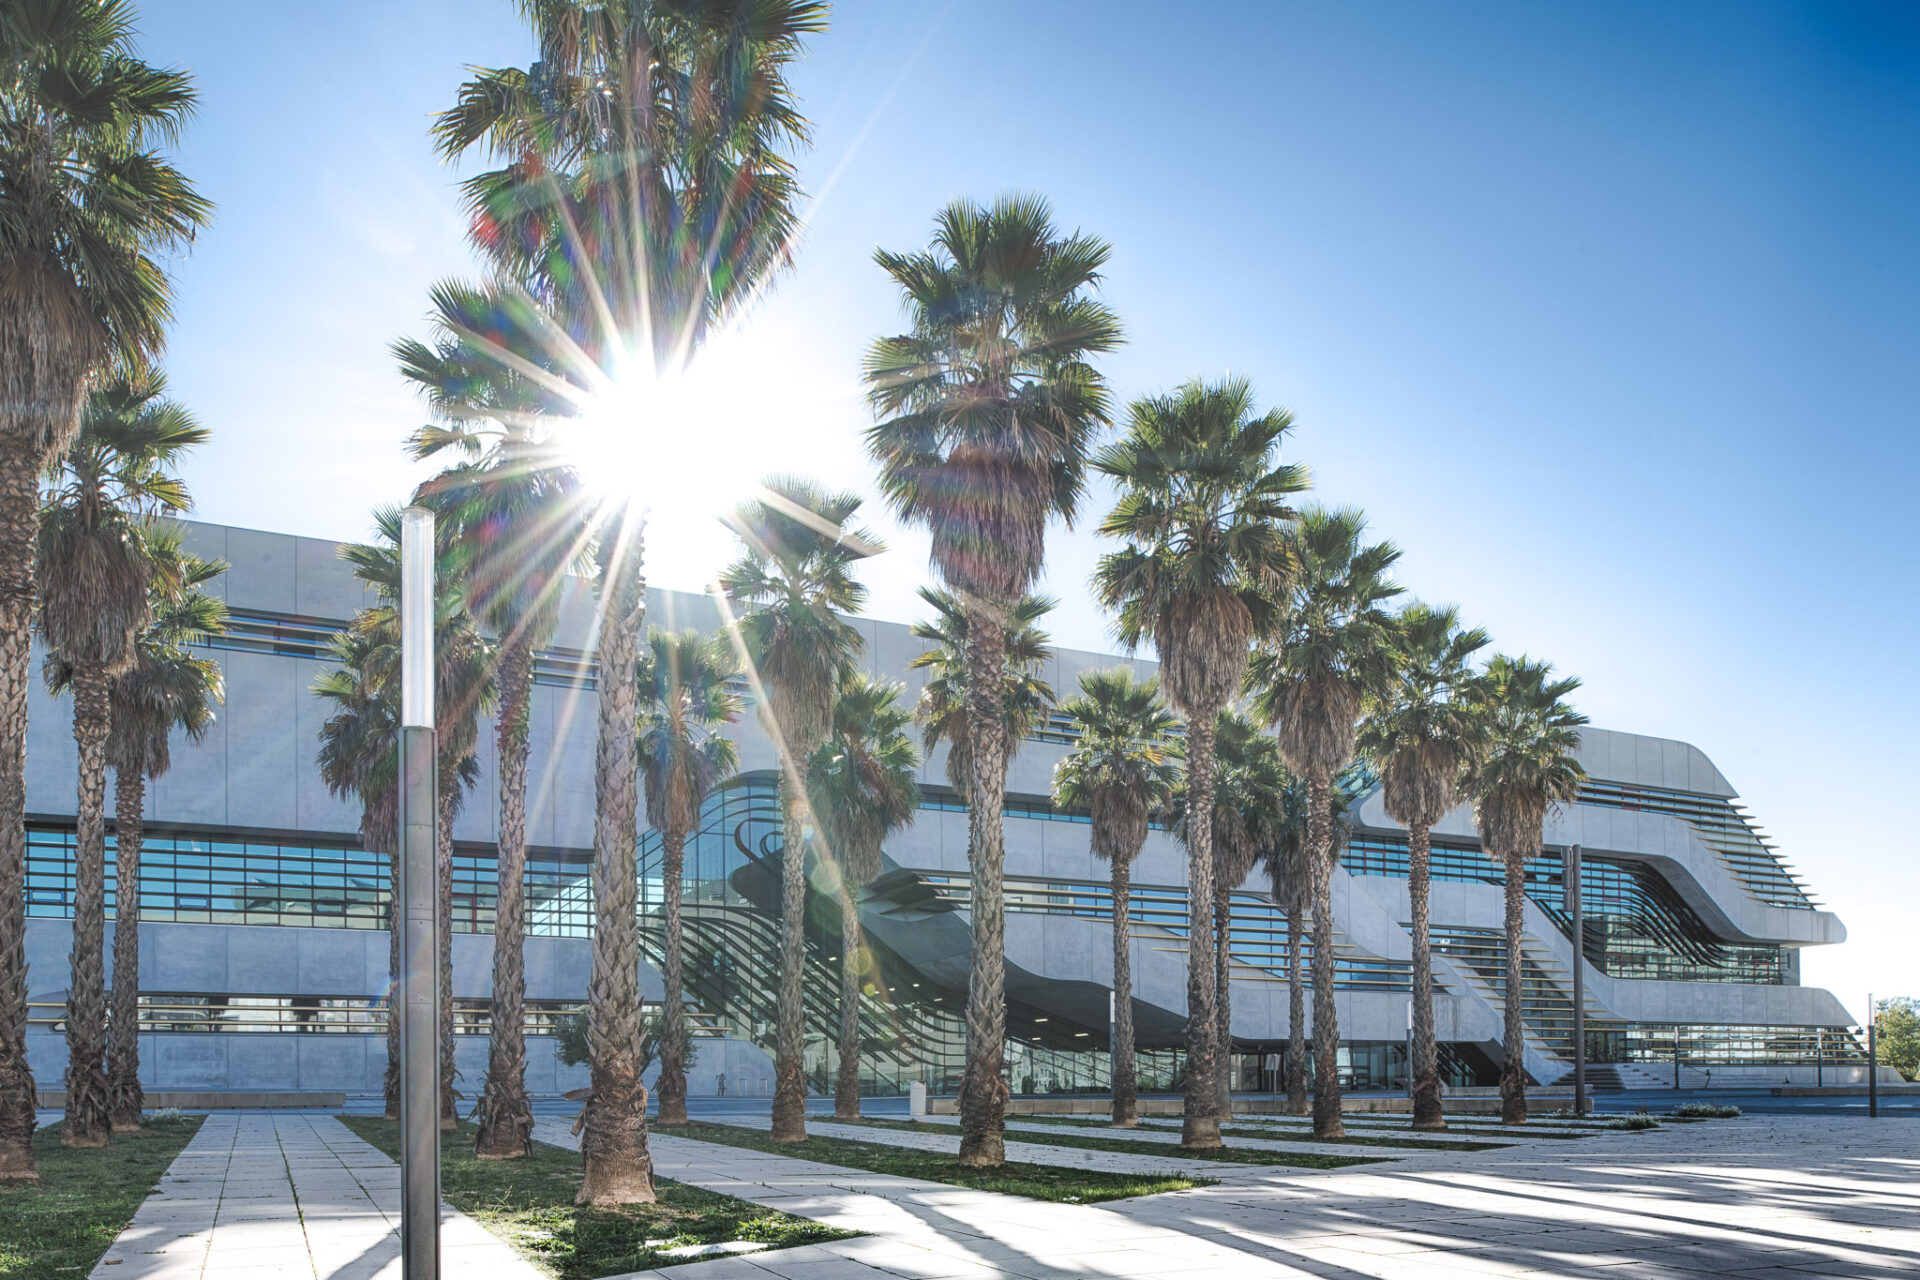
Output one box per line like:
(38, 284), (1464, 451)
(1463, 655), (1586, 1126)
(1264, 771), (1360, 1116)
(908, 588), (1055, 800)
(1358, 603), (1489, 1130)
(337, 511), (494, 1131)
(1050, 667), (1180, 1127)
(1199, 711), (1288, 1116)
(394, 400), (582, 1159)
(37, 372), (205, 1146)
(102, 530), (225, 1132)
(638, 629), (741, 1126)
(432, 0), (824, 1205)
(0, 4), (211, 1180)
(865, 193), (1120, 1167)
(721, 479), (878, 1143)
(1093, 376), (1305, 1150)
(810, 674), (920, 1120)
(1248, 506), (1402, 1139)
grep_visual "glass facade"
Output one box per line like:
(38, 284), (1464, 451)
(1345, 834), (1790, 984)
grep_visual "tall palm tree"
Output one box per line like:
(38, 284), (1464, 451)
(638, 629), (741, 1126)
(909, 588), (1055, 801)
(865, 194), (1120, 1167)
(721, 479), (878, 1143)
(1358, 603), (1489, 1130)
(337, 510), (494, 1131)
(1463, 655), (1586, 1126)
(1050, 667), (1180, 1128)
(1093, 376), (1305, 1150)
(1263, 771), (1360, 1115)
(1248, 506), (1402, 1140)
(432, 0), (825, 1204)
(394, 398), (582, 1158)
(37, 372), (204, 1146)
(1199, 711), (1288, 1115)
(0, 3), (211, 1179)
(810, 673), (919, 1120)
(102, 530), (224, 1132)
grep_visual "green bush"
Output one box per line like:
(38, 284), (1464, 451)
(1673, 1102), (1741, 1119)
(1600, 1112), (1660, 1130)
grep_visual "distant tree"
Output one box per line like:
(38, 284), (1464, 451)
(101, 531), (225, 1131)
(39, 372), (206, 1146)
(1874, 997), (1919, 1082)
(1051, 667), (1180, 1127)
(811, 674), (920, 1120)
(1463, 655), (1586, 1125)
(638, 630), (741, 1125)
(910, 588), (1055, 800)
(722, 479), (878, 1142)
(1358, 603), (1488, 1130)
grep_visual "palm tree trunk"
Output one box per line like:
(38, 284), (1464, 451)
(957, 612), (1011, 1167)
(476, 640), (534, 1159)
(1110, 855), (1137, 1128)
(770, 768), (811, 1142)
(578, 519), (654, 1203)
(1409, 820), (1445, 1130)
(656, 827), (689, 1126)
(1286, 903), (1306, 1116)
(1214, 878), (1233, 1118)
(1307, 769), (1344, 1140)
(1179, 708), (1222, 1150)
(63, 665), (111, 1147)
(834, 882), (862, 1120)
(108, 767), (145, 1131)
(1501, 846), (1528, 1125)
(437, 777), (458, 1132)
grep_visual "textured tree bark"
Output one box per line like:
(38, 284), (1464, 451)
(1179, 710), (1222, 1150)
(63, 665), (111, 1147)
(1214, 878), (1233, 1117)
(1308, 769), (1344, 1140)
(108, 769), (145, 1131)
(834, 883), (862, 1120)
(655, 828), (689, 1127)
(578, 522), (654, 1203)
(956, 613), (1010, 1167)
(770, 768), (811, 1143)
(476, 640), (534, 1159)
(1501, 847), (1529, 1125)
(1286, 905), (1307, 1116)
(1109, 856), (1137, 1128)
(437, 778), (458, 1132)
(1409, 820), (1445, 1130)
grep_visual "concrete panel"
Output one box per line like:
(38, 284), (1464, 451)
(220, 527), (300, 615)
(224, 1034), (299, 1089)
(295, 534), (378, 620)
(296, 1034), (376, 1093)
(296, 929), (379, 995)
(147, 923), (230, 991)
(221, 651), (304, 831)
(153, 1036), (228, 1088)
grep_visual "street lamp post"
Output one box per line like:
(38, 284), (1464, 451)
(1564, 844), (1586, 1117)
(399, 507), (440, 1280)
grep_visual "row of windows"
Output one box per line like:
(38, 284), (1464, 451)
(1575, 780), (1815, 911)
(1343, 834), (1790, 985)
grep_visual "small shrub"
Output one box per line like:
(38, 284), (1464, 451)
(1600, 1112), (1660, 1130)
(147, 1106), (184, 1121)
(1673, 1102), (1741, 1119)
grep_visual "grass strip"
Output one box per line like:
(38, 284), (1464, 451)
(0, 1114), (204, 1280)
(665, 1120), (1208, 1202)
(340, 1116), (851, 1278)
(1001, 1112), (1508, 1152)
(1227, 1115), (1596, 1140)
(834, 1116), (1386, 1168)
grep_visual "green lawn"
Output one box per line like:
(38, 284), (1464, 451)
(339, 1117), (852, 1279)
(1000, 1112), (1510, 1152)
(664, 1120), (1210, 1202)
(837, 1115), (1387, 1168)
(0, 1114), (203, 1280)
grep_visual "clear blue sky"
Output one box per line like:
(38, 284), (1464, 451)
(136, 0), (1917, 1017)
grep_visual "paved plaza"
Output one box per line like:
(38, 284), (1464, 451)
(77, 1108), (1919, 1280)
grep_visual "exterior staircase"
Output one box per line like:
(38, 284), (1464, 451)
(1429, 927), (1608, 1086)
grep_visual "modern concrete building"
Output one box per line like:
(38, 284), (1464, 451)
(21, 521), (1873, 1099)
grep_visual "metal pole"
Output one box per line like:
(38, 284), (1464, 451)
(1674, 1026), (1680, 1091)
(1868, 993), (1878, 1119)
(1816, 1028), (1822, 1089)
(399, 507), (439, 1280)
(1566, 844), (1586, 1117)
